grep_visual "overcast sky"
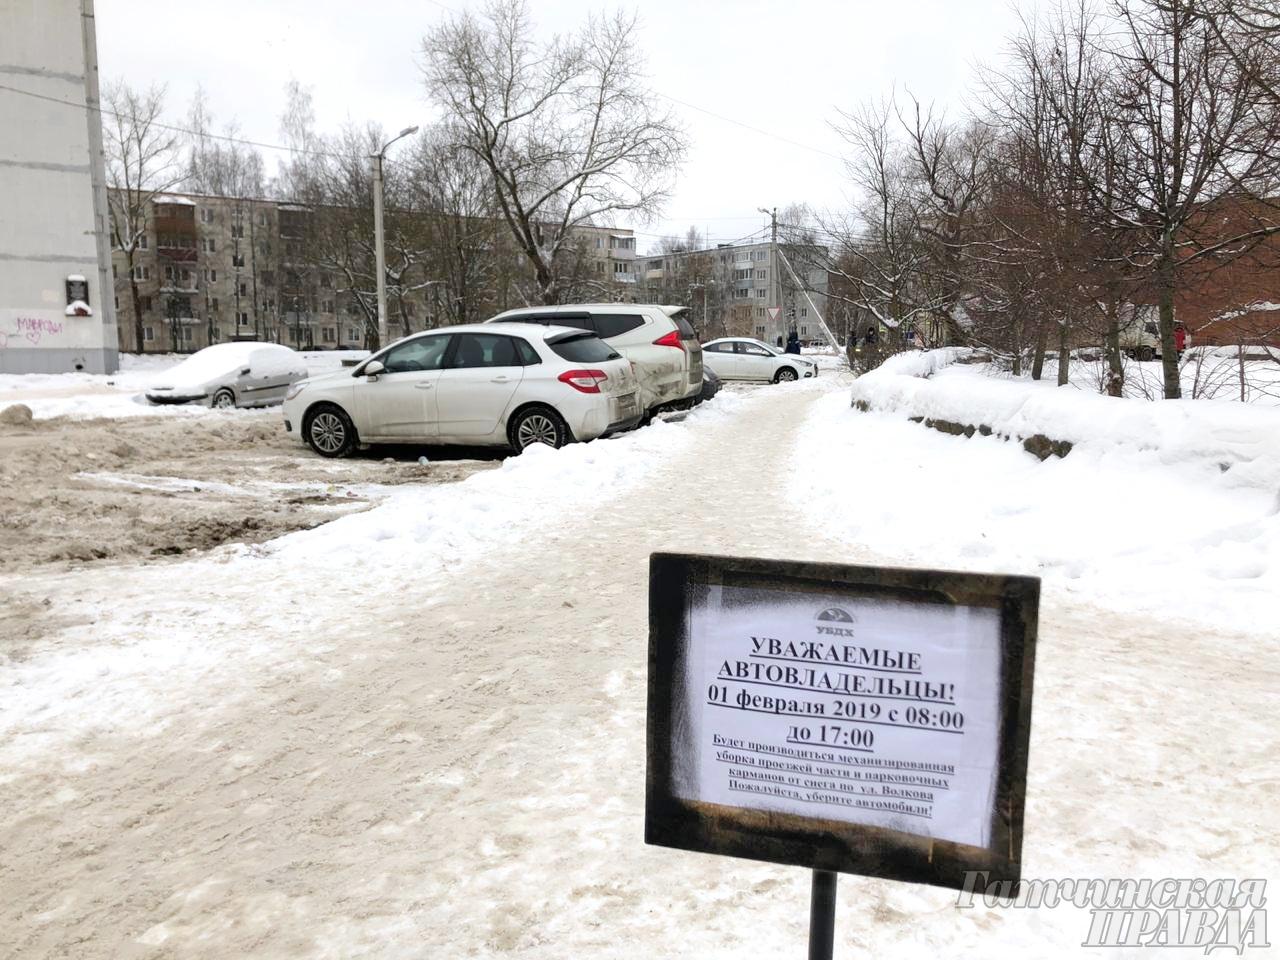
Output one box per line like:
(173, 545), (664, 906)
(96, 0), (1045, 253)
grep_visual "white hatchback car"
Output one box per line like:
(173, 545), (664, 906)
(485, 304), (703, 418)
(145, 341), (308, 407)
(281, 323), (641, 457)
(701, 338), (819, 383)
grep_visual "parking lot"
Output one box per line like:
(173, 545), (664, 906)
(0, 410), (496, 574)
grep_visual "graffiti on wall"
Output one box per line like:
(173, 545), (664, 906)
(0, 316), (66, 348)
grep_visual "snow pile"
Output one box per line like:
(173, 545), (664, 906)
(851, 351), (1280, 491)
(265, 391), (750, 574)
(797, 362), (1280, 633)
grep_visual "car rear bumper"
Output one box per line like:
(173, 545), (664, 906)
(602, 411), (644, 436)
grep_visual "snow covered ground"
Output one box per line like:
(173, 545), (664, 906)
(1, 363), (1276, 958)
(834, 351), (1280, 632)
(0, 350), (368, 420)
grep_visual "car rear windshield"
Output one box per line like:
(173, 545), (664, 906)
(548, 333), (621, 363)
(670, 311), (697, 340)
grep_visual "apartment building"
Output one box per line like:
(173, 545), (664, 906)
(2, 0), (118, 374)
(110, 190), (639, 353)
(639, 239), (829, 344)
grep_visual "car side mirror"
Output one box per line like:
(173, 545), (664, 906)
(240, 367), (251, 375)
(363, 360), (386, 378)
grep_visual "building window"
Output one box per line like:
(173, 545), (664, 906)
(202, 237), (216, 253)
(347, 326), (361, 341)
(756, 269), (766, 279)
(756, 307), (766, 317)
(800, 325), (809, 336)
(232, 254), (245, 268)
(321, 300), (334, 314)
(113, 294), (119, 310)
(199, 208), (213, 224)
(319, 274), (331, 288)
(257, 211), (267, 226)
(204, 268), (217, 283)
(137, 234), (148, 250)
(237, 281), (248, 296)
(142, 325), (155, 341)
(322, 327), (336, 343)
(733, 268), (752, 281)
(613, 261), (629, 274)
(237, 312), (250, 327)
(800, 307), (808, 318)
(230, 224), (244, 239)
(211, 297), (219, 311)
(755, 288), (767, 298)
(595, 237), (602, 248)
(755, 325), (766, 337)
(140, 296), (152, 311)
(164, 265), (175, 281)
(131, 265), (150, 281)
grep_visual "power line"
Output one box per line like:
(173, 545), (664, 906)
(0, 81), (368, 164)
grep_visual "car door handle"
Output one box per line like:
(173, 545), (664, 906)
(490, 376), (512, 383)
(414, 382), (435, 390)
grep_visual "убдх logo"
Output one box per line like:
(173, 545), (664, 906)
(814, 606), (856, 637)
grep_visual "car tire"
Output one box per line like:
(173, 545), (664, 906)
(774, 367), (799, 383)
(508, 405), (570, 452)
(304, 403), (357, 458)
(211, 388), (236, 408)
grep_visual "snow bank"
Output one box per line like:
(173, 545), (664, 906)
(851, 351), (1280, 491)
(800, 354), (1280, 633)
(264, 391), (750, 574)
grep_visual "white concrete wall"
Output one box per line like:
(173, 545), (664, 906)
(0, 0), (118, 373)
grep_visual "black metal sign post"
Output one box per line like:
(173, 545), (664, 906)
(646, 552), (1039, 958)
(808, 869), (837, 960)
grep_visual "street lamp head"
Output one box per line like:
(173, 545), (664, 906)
(399, 125), (420, 138)
(757, 207), (771, 217)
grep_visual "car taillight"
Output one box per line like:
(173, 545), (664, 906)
(653, 330), (684, 350)
(558, 369), (609, 393)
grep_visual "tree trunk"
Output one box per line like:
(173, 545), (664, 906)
(1156, 246), (1181, 399)
(1104, 308), (1124, 397)
(1057, 319), (1070, 386)
(1031, 321), (1048, 380)
(128, 268), (145, 354)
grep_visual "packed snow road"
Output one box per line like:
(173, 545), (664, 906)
(1, 369), (1276, 959)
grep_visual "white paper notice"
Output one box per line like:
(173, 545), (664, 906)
(671, 585), (1003, 849)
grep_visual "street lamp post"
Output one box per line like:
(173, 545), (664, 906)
(372, 125), (419, 350)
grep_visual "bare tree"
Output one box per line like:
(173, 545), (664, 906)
(103, 80), (184, 353)
(1046, 0), (1280, 398)
(422, 0), (688, 304)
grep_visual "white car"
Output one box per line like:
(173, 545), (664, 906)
(701, 338), (819, 383)
(281, 323), (641, 457)
(145, 341), (308, 407)
(485, 303), (703, 417)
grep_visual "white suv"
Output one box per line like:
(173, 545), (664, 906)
(282, 323), (641, 457)
(485, 304), (703, 417)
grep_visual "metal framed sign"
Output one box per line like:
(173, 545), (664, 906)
(646, 552), (1039, 896)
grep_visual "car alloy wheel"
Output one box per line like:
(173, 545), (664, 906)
(212, 388), (236, 408)
(310, 411), (347, 454)
(517, 412), (559, 449)
(776, 367), (798, 382)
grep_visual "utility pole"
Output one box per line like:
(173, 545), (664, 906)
(758, 206), (778, 344)
(371, 125), (418, 351)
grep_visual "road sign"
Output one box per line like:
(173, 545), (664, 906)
(767, 306), (782, 322)
(646, 552), (1039, 899)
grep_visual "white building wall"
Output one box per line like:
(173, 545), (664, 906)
(0, 0), (118, 373)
